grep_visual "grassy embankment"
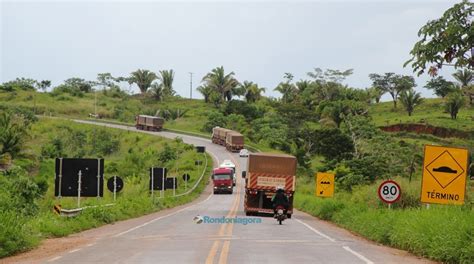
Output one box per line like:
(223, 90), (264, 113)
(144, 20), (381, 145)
(295, 176), (474, 263)
(1, 118), (212, 258)
(2, 90), (474, 263)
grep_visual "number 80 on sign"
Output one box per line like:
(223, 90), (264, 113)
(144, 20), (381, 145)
(378, 180), (401, 204)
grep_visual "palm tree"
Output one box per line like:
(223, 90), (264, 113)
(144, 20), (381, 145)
(453, 69), (474, 104)
(158, 70), (175, 98)
(399, 89), (423, 116)
(241, 81), (265, 103)
(197, 85), (213, 103)
(128, 69), (158, 94)
(201, 66), (239, 101)
(274, 73), (297, 103)
(445, 91), (465, 119)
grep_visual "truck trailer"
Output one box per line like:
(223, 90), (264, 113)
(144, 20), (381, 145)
(225, 132), (245, 152)
(244, 153), (297, 217)
(211, 127), (231, 146)
(135, 115), (164, 131)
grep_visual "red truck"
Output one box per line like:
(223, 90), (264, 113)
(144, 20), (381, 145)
(244, 153), (297, 218)
(212, 168), (234, 194)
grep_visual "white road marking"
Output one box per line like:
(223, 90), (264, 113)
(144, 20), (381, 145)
(295, 218), (336, 242)
(85, 243), (95, 247)
(68, 248), (81, 253)
(209, 151), (220, 165)
(114, 203), (193, 237)
(48, 256), (62, 262)
(343, 246), (374, 264)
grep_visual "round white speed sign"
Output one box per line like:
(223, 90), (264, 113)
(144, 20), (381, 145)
(378, 180), (401, 204)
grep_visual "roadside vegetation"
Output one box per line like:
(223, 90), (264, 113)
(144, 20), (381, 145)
(0, 109), (211, 258)
(0, 0), (473, 262)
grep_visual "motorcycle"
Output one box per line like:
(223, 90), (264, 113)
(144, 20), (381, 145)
(275, 205), (287, 225)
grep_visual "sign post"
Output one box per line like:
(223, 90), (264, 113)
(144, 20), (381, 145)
(77, 170), (82, 208)
(315, 172), (335, 197)
(161, 169), (165, 198)
(378, 180), (401, 207)
(420, 145), (468, 205)
(151, 167), (155, 201)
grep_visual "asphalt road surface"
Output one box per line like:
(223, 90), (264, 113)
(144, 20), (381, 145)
(5, 120), (433, 264)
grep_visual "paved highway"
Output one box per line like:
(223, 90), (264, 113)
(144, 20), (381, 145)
(5, 120), (432, 264)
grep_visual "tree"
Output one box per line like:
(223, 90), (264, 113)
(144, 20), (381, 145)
(313, 128), (354, 161)
(366, 86), (384, 103)
(369, 73), (416, 108)
(1, 78), (37, 91)
(202, 111), (227, 132)
(64, 78), (94, 93)
(158, 70), (175, 98)
(241, 81), (265, 103)
(404, 0), (473, 76)
(128, 69), (158, 94)
(274, 73), (297, 103)
(399, 89), (424, 116)
(445, 91), (465, 119)
(37, 80), (51, 92)
(425, 76), (455, 98)
(150, 83), (164, 100)
(96, 73), (116, 90)
(452, 69), (474, 104)
(197, 85), (213, 103)
(201, 66), (239, 101)
(307, 68), (353, 83)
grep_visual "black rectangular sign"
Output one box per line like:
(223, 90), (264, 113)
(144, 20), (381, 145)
(165, 177), (178, 189)
(55, 158), (104, 197)
(196, 146), (205, 153)
(149, 167), (167, 191)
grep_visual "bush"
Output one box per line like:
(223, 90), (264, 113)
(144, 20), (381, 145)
(202, 111), (226, 132)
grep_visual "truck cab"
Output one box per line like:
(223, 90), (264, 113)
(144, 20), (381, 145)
(212, 168), (233, 194)
(219, 160), (236, 186)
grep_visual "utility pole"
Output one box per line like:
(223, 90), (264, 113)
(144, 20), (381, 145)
(189, 72), (193, 99)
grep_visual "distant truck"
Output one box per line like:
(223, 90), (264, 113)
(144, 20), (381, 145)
(225, 132), (244, 152)
(212, 168), (233, 194)
(135, 115), (164, 131)
(220, 160), (236, 186)
(244, 153), (297, 218)
(212, 127), (230, 146)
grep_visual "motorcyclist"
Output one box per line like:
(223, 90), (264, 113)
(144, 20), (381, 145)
(271, 186), (289, 218)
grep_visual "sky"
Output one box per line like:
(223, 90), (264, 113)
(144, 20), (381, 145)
(0, 0), (460, 100)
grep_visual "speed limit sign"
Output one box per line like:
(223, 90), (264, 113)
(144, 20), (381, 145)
(378, 180), (401, 204)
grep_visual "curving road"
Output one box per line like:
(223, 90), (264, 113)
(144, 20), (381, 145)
(5, 120), (433, 264)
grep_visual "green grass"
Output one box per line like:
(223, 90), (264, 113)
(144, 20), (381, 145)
(0, 118), (212, 258)
(295, 176), (474, 263)
(371, 98), (474, 131)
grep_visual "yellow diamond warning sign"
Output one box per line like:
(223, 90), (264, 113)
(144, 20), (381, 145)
(421, 145), (469, 205)
(315, 172), (335, 197)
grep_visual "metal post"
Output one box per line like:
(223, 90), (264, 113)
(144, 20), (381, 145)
(97, 159), (101, 199)
(58, 158), (63, 200)
(151, 167), (155, 201)
(161, 169), (165, 198)
(113, 175), (117, 202)
(77, 170), (82, 208)
(173, 177), (176, 196)
(189, 72), (193, 99)
(388, 203), (391, 210)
